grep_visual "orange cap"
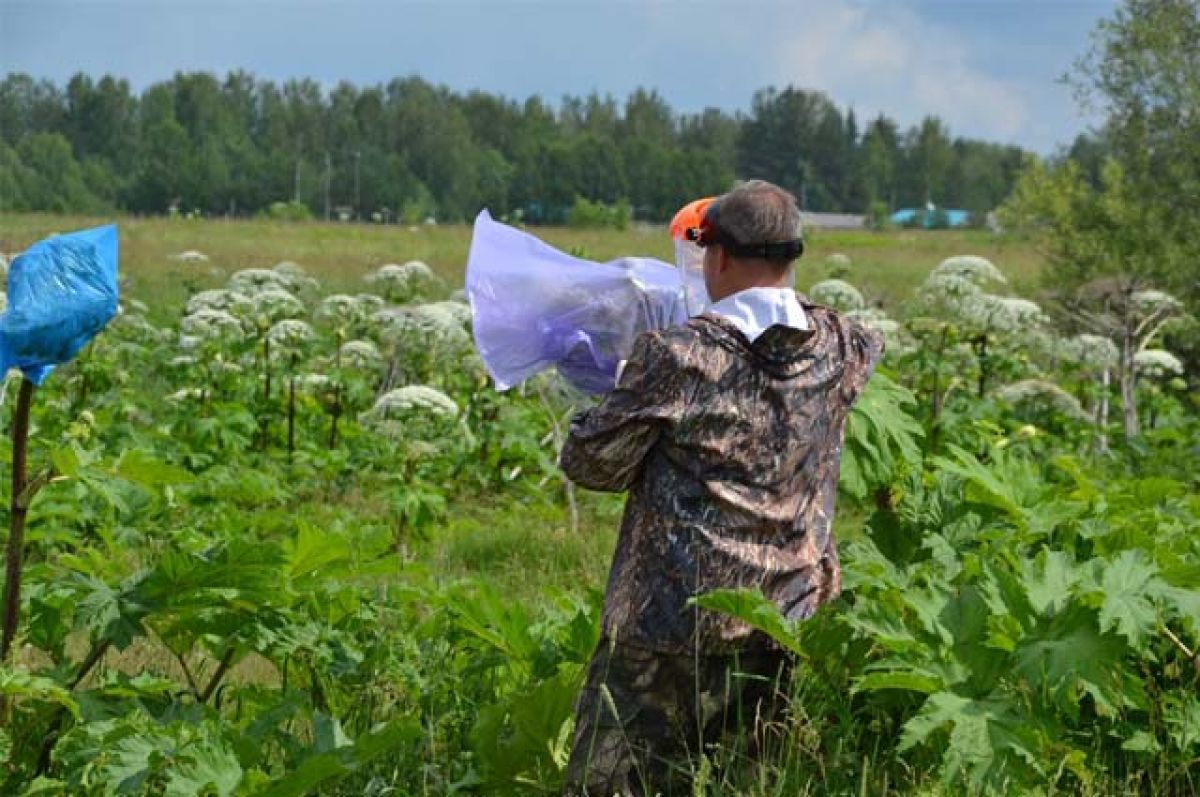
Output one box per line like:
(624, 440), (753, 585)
(669, 197), (715, 241)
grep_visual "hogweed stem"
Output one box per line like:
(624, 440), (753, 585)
(2, 378), (35, 662)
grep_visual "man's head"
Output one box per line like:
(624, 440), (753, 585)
(699, 180), (804, 303)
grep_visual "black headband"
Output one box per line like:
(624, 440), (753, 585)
(702, 200), (805, 263)
(709, 228), (805, 261)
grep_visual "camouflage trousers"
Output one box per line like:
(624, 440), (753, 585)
(564, 638), (792, 797)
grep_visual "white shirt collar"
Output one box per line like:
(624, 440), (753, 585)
(707, 287), (808, 342)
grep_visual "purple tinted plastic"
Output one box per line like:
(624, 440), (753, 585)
(466, 210), (687, 394)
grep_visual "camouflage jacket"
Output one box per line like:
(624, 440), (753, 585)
(559, 297), (884, 653)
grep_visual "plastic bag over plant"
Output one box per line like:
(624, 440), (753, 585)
(466, 210), (686, 394)
(0, 224), (119, 384)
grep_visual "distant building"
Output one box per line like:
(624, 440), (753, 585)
(800, 212), (867, 230)
(890, 206), (971, 229)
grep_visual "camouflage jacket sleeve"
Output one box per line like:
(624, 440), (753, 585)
(559, 331), (686, 492)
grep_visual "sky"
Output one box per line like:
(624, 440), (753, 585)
(1, 0), (1120, 154)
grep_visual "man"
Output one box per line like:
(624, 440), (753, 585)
(559, 180), (883, 796)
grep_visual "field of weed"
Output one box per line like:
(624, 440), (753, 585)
(0, 213), (1195, 796)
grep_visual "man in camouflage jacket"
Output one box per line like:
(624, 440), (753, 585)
(560, 181), (883, 796)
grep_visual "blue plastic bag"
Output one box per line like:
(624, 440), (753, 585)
(0, 224), (119, 384)
(466, 210), (686, 394)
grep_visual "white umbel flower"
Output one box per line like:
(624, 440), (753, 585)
(1131, 290), (1183, 313)
(297, 373), (335, 392)
(356, 293), (385, 313)
(420, 300), (472, 328)
(273, 261), (306, 278)
(1062, 334), (1119, 371)
(979, 296), (1045, 332)
(921, 272), (984, 301)
(186, 289), (253, 316)
(167, 387), (205, 402)
(270, 260), (321, 296)
(1134, 349), (1184, 376)
(338, 339), (384, 369)
(931, 255), (1006, 286)
(809, 279), (865, 311)
(368, 260), (442, 302)
(371, 303), (471, 348)
(172, 250), (209, 263)
(997, 379), (1089, 420)
(845, 308), (899, 337)
(314, 294), (364, 328)
(365, 385), (459, 420)
(229, 268), (293, 295)
(252, 288), (305, 322)
(111, 312), (166, 344)
(181, 309), (243, 341)
(267, 319), (316, 349)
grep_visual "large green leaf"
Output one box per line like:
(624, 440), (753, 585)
(853, 670), (943, 695)
(691, 588), (804, 655)
(0, 666), (80, 720)
(1091, 549), (1164, 647)
(54, 715), (242, 797)
(113, 448), (195, 488)
(253, 717), (422, 797)
(471, 666), (583, 786)
(900, 689), (1041, 790)
(1013, 607), (1138, 716)
(1021, 550), (1079, 617)
(931, 446), (1044, 528)
(840, 374), (924, 500)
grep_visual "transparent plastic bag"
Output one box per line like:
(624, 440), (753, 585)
(466, 210), (687, 394)
(0, 224), (119, 384)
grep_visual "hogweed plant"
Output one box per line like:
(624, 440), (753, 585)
(268, 319), (317, 454)
(1061, 281), (1185, 439)
(808, 278), (866, 312)
(366, 260), (443, 304)
(1062, 333), (1121, 450)
(361, 385), (459, 551)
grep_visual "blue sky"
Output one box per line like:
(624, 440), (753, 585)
(1, 0), (1119, 153)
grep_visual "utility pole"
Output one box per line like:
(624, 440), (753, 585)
(323, 151), (331, 221)
(293, 136), (303, 204)
(353, 150), (361, 221)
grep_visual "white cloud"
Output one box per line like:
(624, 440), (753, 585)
(761, 2), (1029, 141)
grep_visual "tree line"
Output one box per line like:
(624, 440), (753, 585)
(0, 71), (1028, 223)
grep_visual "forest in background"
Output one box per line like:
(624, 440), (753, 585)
(0, 71), (1034, 223)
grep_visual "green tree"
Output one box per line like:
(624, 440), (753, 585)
(1070, 0), (1200, 305)
(16, 132), (102, 211)
(859, 115), (900, 210)
(901, 116), (955, 207)
(0, 141), (31, 210)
